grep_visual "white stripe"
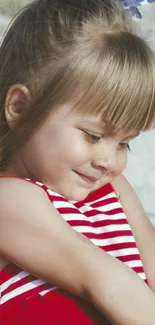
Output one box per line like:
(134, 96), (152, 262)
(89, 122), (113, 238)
(35, 181), (44, 186)
(53, 201), (76, 209)
(79, 202), (122, 213)
(108, 247), (139, 257)
(125, 260), (143, 268)
(62, 212), (127, 224)
(62, 212), (88, 222)
(73, 224), (131, 234)
(0, 279), (46, 305)
(94, 203), (122, 212)
(39, 286), (57, 296)
(47, 189), (65, 198)
(53, 201), (124, 214)
(53, 193), (118, 209)
(78, 203), (120, 213)
(79, 209), (126, 220)
(138, 273), (146, 280)
(1, 271), (29, 293)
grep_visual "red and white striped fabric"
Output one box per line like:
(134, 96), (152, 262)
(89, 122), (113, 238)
(0, 180), (147, 325)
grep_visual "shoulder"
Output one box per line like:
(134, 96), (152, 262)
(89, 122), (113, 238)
(0, 177), (48, 201)
(0, 177), (52, 229)
(0, 177), (65, 258)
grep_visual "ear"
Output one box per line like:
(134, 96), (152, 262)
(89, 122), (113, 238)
(5, 84), (32, 128)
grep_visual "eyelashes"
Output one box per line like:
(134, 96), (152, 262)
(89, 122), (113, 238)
(82, 130), (131, 150)
(82, 131), (101, 144)
(119, 143), (131, 151)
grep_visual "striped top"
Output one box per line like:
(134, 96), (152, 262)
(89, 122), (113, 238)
(0, 179), (147, 325)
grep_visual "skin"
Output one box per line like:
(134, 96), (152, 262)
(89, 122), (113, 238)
(6, 89), (130, 201)
(1, 85), (155, 324)
(1, 178), (155, 325)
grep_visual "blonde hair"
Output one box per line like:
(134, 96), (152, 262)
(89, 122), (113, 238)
(0, 0), (155, 169)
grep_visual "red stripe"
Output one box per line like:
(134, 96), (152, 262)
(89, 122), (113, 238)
(83, 208), (124, 217)
(0, 178), (148, 310)
(2, 274), (46, 296)
(82, 183), (114, 203)
(76, 230), (133, 240)
(47, 195), (68, 202)
(89, 229), (133, 239)
(91, 199), (119, 208)
(57, 207), (82, 214)
(94, 197), (119, 205)
(100, 241), (137, 252)
(67, 218), (128, 228)
(1, 284), (53, 305)
(97, 208), (124, 215)
(117, 254), (141, 263)
(59, 206), (124, 216)
(74, 196), (118, 209)
(132, 267), (145, 274)
(0, 264), (22, 285)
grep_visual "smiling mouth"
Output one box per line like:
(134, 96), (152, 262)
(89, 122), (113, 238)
(74, 171), (97, 184)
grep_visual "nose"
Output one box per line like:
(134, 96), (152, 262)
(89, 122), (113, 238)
(92, 152), (118, 175)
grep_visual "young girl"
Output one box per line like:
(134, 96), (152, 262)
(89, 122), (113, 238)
(1, 0), (155, 324)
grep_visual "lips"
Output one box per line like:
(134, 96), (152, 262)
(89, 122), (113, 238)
(74, 171), (98, 183)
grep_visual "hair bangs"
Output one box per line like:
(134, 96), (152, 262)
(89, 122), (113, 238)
(68, 29), (155, 135)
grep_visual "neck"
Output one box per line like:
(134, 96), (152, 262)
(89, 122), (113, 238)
(4, 154), (30, 179)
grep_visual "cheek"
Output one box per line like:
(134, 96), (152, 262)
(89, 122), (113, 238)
(64, 144), (91, 165)
(117, 151), (127, 173)
(58, 134), (91, 163)
(39, 123), (91, 165)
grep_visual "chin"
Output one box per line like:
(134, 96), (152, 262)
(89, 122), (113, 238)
(65, 188), (91, 202)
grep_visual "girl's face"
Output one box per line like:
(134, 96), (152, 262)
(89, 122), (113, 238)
(14, 104), (134, 201)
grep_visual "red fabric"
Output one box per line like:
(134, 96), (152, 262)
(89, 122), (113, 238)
(0, 179), (148, 324)
(1, 289), (93, 325)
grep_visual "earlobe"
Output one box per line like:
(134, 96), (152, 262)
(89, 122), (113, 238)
(5, 84), (32, 128)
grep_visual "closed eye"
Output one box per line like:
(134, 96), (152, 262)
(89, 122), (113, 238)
(82, 131), (101, 144)
(118, 142), (130, 151)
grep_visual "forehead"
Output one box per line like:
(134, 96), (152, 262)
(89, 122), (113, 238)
(49, 104), (139, 139)
(68, 110), (139, 138)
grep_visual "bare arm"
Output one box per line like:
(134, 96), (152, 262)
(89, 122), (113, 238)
(112, 174), (155, 292)
(0, 178), (155, 325)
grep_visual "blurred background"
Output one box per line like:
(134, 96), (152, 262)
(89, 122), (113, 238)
(0, 0), (155, 224)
